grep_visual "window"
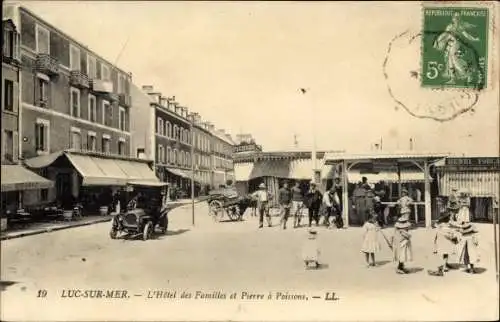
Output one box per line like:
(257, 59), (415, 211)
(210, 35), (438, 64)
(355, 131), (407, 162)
(37, 77), (48, 107)
(70, 87), (80, 117)
(35, 119), (49, 153)
(158, 145), (165, 163)
(102, 136), (110, 153)
(103, 101), (112, 126)
(70, 45), (80, 71)
(157, 117), (164, 135)
(166, 147), (171, 163)
(88, 95), (97, 122)
(101, 63), (110, 81)
(119, 107), (126, 131)
(118, 74), (127, 94)
(166, 122), (171, 138)
(173, 125), (178, 140)
(174, 149), (178, 165)
(36, 24), (50, 54)
(3, 28), (16, 58)
(118, 140), (125, 155)
(3, 80), (14, 111)
(87, 132), (96, 151)
(70, 127), (81, 150)
(180, 151), (185, 166)
(87, 54), (97, 79)
(187, 152), (191, 167)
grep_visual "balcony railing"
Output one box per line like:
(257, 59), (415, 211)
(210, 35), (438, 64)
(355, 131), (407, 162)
(2, 55), (21, 68)
(118, 93), (131, 107)
(70, 70), (90, 89)
(35, 54), (59, 76)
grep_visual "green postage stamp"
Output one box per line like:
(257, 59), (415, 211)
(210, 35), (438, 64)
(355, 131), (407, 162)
(421, 6), (489, 89)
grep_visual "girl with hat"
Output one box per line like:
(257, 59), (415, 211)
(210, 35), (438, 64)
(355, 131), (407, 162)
(361, 212), (381, 267)
(302, 229), (321, 269)
(456, 221), (480, 273)
(391, 217), (413, 274)
(428, 211), (459, 276)
(396, 188), (414, 221)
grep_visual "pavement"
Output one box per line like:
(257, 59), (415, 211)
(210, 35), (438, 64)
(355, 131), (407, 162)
(1, 202), (499, 321)
(0, 197), (207, 241)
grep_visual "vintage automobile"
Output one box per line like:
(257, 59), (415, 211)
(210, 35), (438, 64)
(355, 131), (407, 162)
(109, 182), (169, 241)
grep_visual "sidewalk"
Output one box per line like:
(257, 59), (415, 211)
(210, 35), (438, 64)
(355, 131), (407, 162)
(0, 197), (209, 241)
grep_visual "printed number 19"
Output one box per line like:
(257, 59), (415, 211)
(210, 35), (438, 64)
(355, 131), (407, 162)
(37, 289), (48, 298)
(426, 61), (443, 80)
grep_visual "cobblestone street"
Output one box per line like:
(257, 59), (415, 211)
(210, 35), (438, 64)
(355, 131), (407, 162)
(1, 202), (498, 321)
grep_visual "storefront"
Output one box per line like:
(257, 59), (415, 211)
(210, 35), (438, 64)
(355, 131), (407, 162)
(24, 150), (161, 212)
(436, 157), (500, 222)
(324, 153), (447, 227)
(1, 164), (55, 211)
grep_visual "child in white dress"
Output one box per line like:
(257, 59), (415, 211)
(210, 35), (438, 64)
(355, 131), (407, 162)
(428, 211), (459, 276)
(456, 222), (480, 274)
(361, 213), (381, 267)
(302, 229), (320, 269)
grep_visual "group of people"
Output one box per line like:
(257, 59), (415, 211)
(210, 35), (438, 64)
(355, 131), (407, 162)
(358, 186), (480, 275)
(250, 179), (344, 230)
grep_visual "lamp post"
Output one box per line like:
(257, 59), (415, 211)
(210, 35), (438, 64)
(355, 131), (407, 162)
(299, 88), (318, 184)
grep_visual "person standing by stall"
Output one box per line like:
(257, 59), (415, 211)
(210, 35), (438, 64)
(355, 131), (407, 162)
(291, 181), (304, 228)
(305, 182), (323, 227)
(397, 188), (414, 221)
(252, 183), (273, 229)
(278, 181), (292, 230)
(456, 189), (471, 223)
(392, 217), (413, 274)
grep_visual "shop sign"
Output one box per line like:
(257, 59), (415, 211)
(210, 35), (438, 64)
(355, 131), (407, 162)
(234, 143), (262, 153)
(445, 157), (500, 170)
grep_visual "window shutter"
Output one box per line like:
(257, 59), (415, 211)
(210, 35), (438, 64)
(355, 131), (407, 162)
(12, 131), (19, 162)
(13, 82), (19, 114)
(1, 130), (5, 162)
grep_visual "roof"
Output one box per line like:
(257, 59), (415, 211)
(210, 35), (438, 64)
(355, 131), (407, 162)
(323, 152), (449, 164)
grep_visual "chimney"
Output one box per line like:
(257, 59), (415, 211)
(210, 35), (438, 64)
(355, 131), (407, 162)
(159, 96), (167, 106)
(142, 85), (154, 93)
(174, 103), (181, 114)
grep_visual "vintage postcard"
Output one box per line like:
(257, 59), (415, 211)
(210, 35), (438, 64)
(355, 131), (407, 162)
(1, 1), (499, 321)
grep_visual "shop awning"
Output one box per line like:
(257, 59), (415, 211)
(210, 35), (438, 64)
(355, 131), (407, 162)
(166, 167), (192, 180)
(249, 160), (290, 180)
(234, 162), (254, 181)
(25, 152), (161, 186)
(288, 159), (334, 180)
(1, 165), (54, 192)
(439, 171), (499, 198)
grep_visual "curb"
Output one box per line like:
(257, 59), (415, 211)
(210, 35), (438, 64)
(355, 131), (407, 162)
(0, 198), (209, 241)
(0, 217), (112, 241)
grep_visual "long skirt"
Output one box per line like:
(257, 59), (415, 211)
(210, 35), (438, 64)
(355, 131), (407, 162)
(393, 240), (413, 263)
(457, 237), (480, 265)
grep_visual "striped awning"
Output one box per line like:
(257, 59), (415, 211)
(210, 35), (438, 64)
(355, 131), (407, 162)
(439, 171), (499, 198)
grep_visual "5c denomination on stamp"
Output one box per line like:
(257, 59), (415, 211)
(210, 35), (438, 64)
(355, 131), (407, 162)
(421, 7), (489, 90)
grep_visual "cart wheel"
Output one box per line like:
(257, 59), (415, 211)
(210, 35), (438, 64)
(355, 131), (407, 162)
(228, 206), (240, 221)
(143, 221), (153, 241)
(209, 200), (224, 222)
(109, 228), (117, 239)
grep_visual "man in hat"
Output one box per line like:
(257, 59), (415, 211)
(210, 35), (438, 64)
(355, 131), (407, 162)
(305, 182), (323, 227)
(278, 181), (292, 229)
(396, 188), (413, 221)
(252, 183), (272, 228)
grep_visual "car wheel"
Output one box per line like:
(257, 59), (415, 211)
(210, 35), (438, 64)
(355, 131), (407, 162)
(143, 222), (153, 241)
(109, 228), (117, 239)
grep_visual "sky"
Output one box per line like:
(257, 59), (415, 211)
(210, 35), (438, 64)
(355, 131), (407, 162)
(9, 1), (500, 156)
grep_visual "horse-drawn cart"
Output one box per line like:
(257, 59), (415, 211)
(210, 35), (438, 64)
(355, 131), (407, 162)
(207, 188), (248, 222)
